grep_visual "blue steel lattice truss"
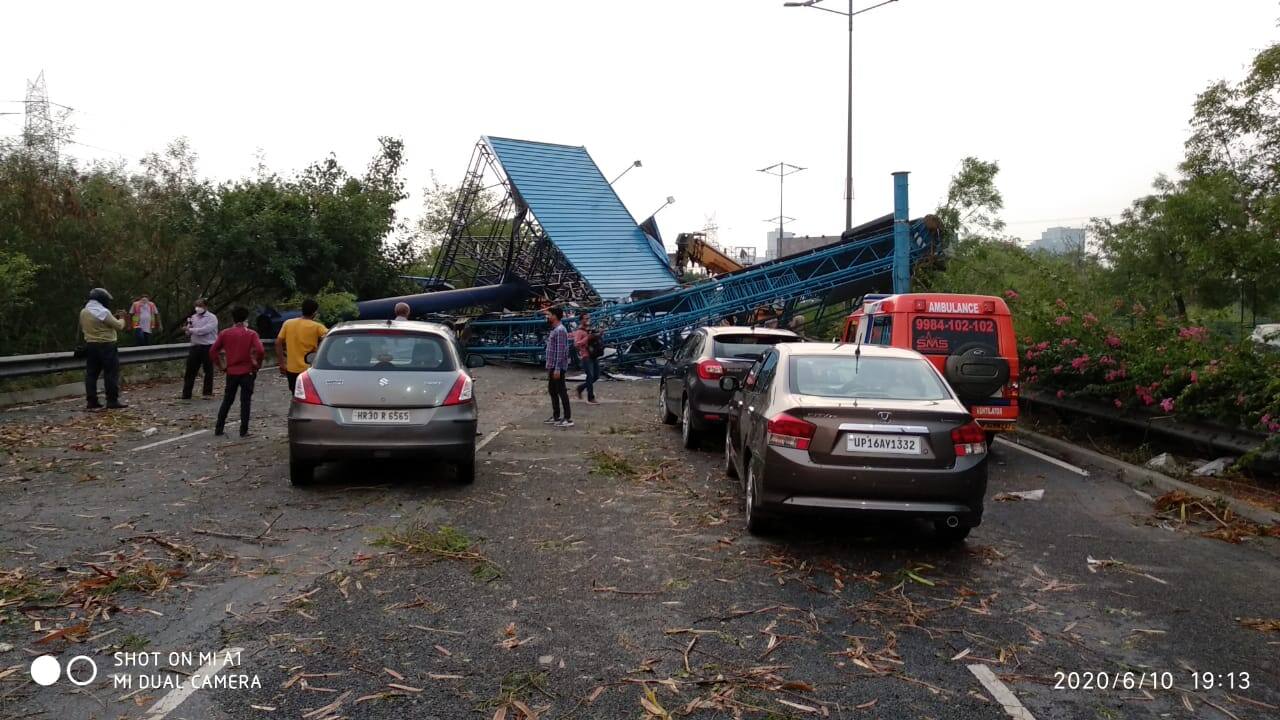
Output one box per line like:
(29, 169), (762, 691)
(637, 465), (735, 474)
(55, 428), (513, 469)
(466, 215), (940, 364)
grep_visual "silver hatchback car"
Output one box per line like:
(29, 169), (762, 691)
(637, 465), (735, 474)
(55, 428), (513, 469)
(287, 320), (483, 486)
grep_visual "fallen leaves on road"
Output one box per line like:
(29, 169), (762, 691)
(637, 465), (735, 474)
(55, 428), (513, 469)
(1152, 490), (1280, 544)
(1238, 617), (1280, 634)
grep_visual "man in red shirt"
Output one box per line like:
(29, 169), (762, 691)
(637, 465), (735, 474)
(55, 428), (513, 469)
(210, 306), (265, 437)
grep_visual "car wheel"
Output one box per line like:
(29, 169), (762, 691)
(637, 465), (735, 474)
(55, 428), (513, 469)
(456, 453), (476, 485)
(681, 398), (699, 449)
(723, 424), (738, 479)
(984, 431), (997, 449)
(289, 454), (315, 486)
(659, 382), (678, 425)
(744, 459), (772, 535)
(933, 520), (971, 544)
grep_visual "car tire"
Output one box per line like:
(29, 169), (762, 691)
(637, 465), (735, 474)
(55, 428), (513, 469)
(456, 453), (476, 485)
(933, 521), (971, 544)
(659, 382), (678, 425)
(984, 431), (997, 449)
(744, 459), (773, 535)
(723, 425), (738, 479)
(289, 454), (315, 486)
(681, 398), (699, 450)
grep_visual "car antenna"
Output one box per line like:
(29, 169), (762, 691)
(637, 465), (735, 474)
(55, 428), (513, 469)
(853, 320), (864, 374)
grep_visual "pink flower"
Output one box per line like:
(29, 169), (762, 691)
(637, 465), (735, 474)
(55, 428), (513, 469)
(1104, 369), (1128, 382)
(1189, 371), (1199, 384)
(1070, 355), (1091, 371)
(1270, 422), (1280, 434)
(1099, 355), (1116, 367)
(1160, 398), (1175, 413)
(1035, 341), (1050, 352)
(1105, 334), (1122, 348)
(1056, 390), (1066, 399)
(1026, 366), (1038, 375)
(1055, 298), (1068, 310)
(1114, 399), (1123, 409)
(1004, 289), (1020, 301)
(1052, 365), (1062, 374)
(1082, 312), (1098, 328)
(1060, 338), (1078, 347)
(1142, 395), (1155, 406)
(1055, 315), (1072, 326)
(1263, 414), (1272, 425)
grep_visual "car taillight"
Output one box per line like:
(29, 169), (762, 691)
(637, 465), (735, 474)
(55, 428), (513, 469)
(293, 370), (323, 405)
(951, 421), (987, 456)
(767, 412), (815, 451)
(697, 359), (725, 380)
(442, 374), (473, 406)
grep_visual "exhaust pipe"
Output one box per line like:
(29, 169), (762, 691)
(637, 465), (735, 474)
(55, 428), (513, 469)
(944, 515), (960, 528)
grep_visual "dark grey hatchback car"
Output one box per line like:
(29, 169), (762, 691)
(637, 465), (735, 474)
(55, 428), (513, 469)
(722, 343), (989, 542)
(659, 326), (802, 449)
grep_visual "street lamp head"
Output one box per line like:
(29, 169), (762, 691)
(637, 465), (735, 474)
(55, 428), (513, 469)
(633, 160), (643, 168)
(783, 0), (821, 6)
(666, 196), (676, 205)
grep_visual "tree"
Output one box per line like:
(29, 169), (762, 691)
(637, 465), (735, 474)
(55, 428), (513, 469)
(934, 157), (1007, 244)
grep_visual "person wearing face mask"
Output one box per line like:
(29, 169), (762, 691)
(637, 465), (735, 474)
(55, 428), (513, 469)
(182, 298), (219, 400)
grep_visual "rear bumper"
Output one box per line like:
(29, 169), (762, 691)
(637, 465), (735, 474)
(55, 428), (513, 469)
(757, 447), (988, 524)
(288, 402), (477, 462)
(687, 382), (732, 426)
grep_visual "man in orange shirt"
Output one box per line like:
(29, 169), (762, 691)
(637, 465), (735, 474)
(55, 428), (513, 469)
(275, 298), (328, 392)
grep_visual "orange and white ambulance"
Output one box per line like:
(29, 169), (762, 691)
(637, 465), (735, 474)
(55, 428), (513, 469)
(841, 293), (1019, 439)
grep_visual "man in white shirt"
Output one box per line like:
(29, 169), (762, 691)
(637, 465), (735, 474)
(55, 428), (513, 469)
(182, 298), (219, 399)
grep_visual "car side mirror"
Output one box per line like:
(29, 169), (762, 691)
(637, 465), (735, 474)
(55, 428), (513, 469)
(304, 351), (316, 364)
(719, 376), (740, 392)
(465, 354), (486, 369)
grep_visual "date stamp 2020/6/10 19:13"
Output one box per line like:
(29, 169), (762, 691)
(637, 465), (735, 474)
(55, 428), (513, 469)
(1053, 670), (1253, 692)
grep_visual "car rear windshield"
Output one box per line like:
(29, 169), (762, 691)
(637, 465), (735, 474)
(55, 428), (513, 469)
(789, 355), (950, 401)
(314, 332), (455, 372)
(909, 315), (999, 356)
(713, 334), (794, 360)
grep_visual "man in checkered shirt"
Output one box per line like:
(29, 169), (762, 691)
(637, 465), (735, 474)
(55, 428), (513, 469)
(543, 306), (573, 427)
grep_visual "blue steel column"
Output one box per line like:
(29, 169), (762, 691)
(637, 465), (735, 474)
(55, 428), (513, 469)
(892, 171), (910, 294)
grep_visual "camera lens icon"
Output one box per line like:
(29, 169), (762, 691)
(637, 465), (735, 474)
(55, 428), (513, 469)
(30, 655), (98, 687)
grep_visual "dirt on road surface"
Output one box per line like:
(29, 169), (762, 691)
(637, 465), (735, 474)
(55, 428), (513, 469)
(1, 365), (1277, 719)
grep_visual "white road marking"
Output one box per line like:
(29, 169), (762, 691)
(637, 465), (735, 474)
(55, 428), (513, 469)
(995, 437), (1089, 477)
(968, 663), (1038, 720)
(476, 425), (507, 451)
(133, 429), (208, 452)
(144, 646), (243, 719)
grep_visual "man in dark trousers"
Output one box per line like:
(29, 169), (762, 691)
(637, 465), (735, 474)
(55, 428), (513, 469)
(80, 287), (129, 410)
(210, 306), (265, 437)
(182, 298), (218, 399)
(543, 306), (573, 428)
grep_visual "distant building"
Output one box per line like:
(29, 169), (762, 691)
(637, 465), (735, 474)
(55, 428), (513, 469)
(765, 230), (795, 261)
(1029, 226), (1085, 254)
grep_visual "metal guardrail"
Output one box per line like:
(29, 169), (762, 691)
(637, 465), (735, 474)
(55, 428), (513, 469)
(0, 340), (276, 380)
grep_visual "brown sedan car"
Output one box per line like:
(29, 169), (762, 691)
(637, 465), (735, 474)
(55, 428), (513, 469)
(721, 343), (988, 541)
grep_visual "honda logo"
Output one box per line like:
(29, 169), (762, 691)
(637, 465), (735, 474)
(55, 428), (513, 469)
(378, 377), (389, 387)
(877, 411), (891, 422)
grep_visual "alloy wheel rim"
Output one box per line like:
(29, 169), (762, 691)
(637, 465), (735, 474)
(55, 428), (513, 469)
(745, 464), (755, 523)
(658, 384), (666, 418)
(682, 401), (690, 443)
(724, 426), (733, 472)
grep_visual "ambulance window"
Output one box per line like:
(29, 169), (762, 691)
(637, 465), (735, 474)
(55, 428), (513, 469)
(868, 316), (893, 346)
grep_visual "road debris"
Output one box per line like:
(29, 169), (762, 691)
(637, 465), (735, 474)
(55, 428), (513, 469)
(993, 489), (1045, 502)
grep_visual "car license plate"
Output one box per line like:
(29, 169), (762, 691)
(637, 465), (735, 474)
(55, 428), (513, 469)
(845, 433), (923, 455)
(350, 409), (412, 424)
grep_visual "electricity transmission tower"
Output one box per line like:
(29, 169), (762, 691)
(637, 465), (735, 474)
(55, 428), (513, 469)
(21, 72), (71, 165)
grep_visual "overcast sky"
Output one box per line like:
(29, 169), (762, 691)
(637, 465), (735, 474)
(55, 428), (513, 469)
(1, 0), (1276, 252)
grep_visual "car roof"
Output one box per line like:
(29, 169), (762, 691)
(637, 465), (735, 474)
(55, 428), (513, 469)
(773, 342), (926, 360)
(700, 325), (800, 338)
(328, 319), (455, 336)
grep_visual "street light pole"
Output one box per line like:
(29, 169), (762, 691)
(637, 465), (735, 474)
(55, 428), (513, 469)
(758, 162), (806, 258)
(783, 0), (899, 231)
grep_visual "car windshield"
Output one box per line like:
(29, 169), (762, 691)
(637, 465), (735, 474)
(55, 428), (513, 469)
(789, 355), (950, 401)
(314, 332), (455, 372)
(713, 334), (794, 360)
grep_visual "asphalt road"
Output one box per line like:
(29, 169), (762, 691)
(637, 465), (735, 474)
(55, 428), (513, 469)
(0, 366), (1276, 719)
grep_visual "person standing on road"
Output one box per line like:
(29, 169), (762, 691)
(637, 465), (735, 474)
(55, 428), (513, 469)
(80, 287), (129, 410)
(128, 294), (162, 345)
(394, 302), (411, 320)
(573, 314), (600, 404)
(543, 306), (573, 427)
(211, 306), (264, 437)
(182, 298), (218, 400)
(276, 298), (328, 392)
